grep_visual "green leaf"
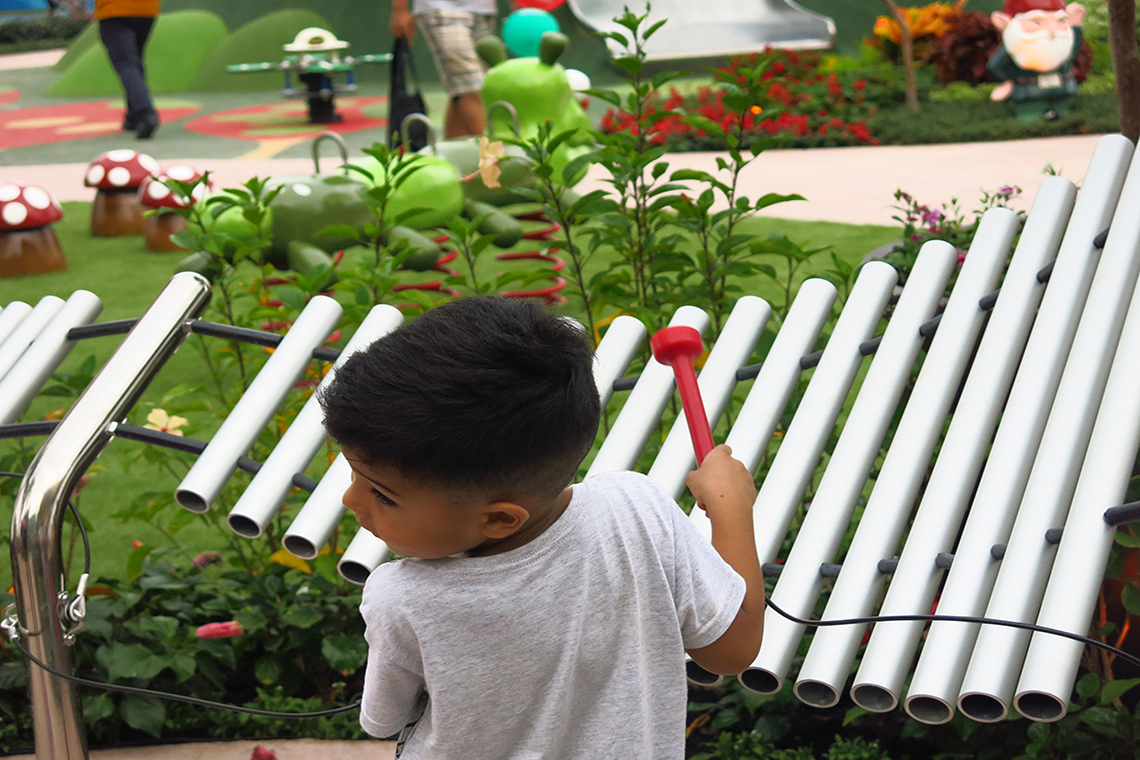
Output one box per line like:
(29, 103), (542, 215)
(843, 705), (870, 725)
(121, 695), (165, 737)
(322, 633), (368, 673)
(126, 543), (153, 581)
(100, 642), (169, 681)
(282, 605), (324, 629)
(1115, 530), (1140, 548)
(1122, 583), (1140, 616)
(1076, 671), (1101, 700)
(316, 223), (361, 240)
(0, 662), (27, 689)
(1101, 677), (1140, 704)
(274, 285), (308, 313)
(255, 655), (282, 685)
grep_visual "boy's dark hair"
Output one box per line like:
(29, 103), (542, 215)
(320, 297), (600, 500)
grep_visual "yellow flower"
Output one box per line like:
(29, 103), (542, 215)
(270, 548), (311, 574)
(478, 136), (504, 189)
(143, 408), (188, 436)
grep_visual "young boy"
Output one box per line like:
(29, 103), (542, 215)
(320, 297), (765, 759)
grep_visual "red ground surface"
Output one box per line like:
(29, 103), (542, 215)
(182, 96), (387, 143)
(0, 100), (201, 150)
(0, 88), (18, 106)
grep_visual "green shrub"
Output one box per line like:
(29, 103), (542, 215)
(0, 15), (89, 45)
(0, 550), (367, 750)
(46, 10), (228, 97)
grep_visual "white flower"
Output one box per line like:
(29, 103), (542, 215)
(478, 136), (504, 189)
(144, 408), (188, 436)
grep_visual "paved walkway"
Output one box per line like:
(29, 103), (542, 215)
(0, 48), (64, 71)
(9, 738), (396, 760)
(0, 133), (1106, 227)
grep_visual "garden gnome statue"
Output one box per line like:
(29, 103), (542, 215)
(987, 0), (1085, 120)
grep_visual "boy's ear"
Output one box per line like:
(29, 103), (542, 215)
(479, 502), (530, 539)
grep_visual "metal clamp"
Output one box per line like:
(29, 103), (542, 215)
(2, 603), (24, 643)
(59, 573), (88, 645)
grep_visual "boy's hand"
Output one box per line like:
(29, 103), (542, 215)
(391, 4), (416, 39)
(685, 445), (756, 516)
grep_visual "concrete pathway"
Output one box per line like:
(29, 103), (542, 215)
(0, 48), (64, 71)
(8, 738), (396, 760)
(0, 133), (1106, 226)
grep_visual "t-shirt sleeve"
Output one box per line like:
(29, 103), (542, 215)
(667, 497), (747, 651)
(358, 566), (427, 738)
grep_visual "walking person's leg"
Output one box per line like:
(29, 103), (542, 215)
(99, 16), (158, 138)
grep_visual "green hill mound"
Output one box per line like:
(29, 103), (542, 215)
(191, 9), (336, 92)
(46, 10), (228, 97)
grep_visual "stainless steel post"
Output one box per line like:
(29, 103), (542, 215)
(9, 273), (212, 760)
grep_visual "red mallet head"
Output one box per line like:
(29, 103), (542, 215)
(650, 325), (704, 368)
(650, 326), (715, 464)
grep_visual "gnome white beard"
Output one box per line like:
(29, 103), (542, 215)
(1003, 17), (1075, 72)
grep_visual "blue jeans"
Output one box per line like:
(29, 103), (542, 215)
(98, 16), (156, 125)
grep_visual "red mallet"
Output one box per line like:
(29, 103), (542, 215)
(650, 326), (715, 463)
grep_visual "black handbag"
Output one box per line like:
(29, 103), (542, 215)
(388, 37), (430, 151)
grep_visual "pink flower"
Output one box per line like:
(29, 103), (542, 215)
(957, 249), (968, 265)
(922, 209), (943, 227)
(196, 621), (244, 639)
(132, 540), (143, 549)
(251, 748), (276, 760)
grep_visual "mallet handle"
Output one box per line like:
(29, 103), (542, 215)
(672, 357), (715, 464)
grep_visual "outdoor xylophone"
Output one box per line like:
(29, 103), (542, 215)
(5, 133), (1140, 760)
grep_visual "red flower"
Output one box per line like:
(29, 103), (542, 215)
(853, 79), (867, 91)
(196, 621), (244, 639)
(251, 748), (276, 760)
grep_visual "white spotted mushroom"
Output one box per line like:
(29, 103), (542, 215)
(0, 182), (67, 279)
(85, 149), (161, 237)
(138, 166), (211, 252)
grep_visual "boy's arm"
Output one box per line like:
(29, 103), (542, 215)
(683, 444), (765, 675)
(391, 0), (415, 40)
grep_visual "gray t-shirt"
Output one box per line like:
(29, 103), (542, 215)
(358, 470), (746, 759)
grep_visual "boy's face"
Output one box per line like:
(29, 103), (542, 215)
(341, 452), (510, 559)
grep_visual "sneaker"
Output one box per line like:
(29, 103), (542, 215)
(135, 114), (159, 140)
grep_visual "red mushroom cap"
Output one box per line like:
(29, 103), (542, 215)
(0, 183), (63, 230)
(139, 166), (211, 209)
(84, 149), (161, 190)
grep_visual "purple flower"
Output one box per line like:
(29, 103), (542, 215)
(922, 208), (943, 227)
(999, 185), (1015, 195)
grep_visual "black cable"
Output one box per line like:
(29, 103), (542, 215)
(5, 472), (1136, 707)
(763, 597), (1140, 671)
(6, 640), (360, 718)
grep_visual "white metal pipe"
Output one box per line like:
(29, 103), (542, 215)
(723, 279), (836, 475)
(283, 453), (354, 559)
(905, 135), (1134, 725)
(592, 315), (646, 409)
(0, 301), (32, 350)
(175, 296), (343, 513)
(851, 177), (1077, 715)
(0, 296), (64, 383)
(647, 296), (771, 498)
(1012, 160), (1140, 724)
(681, 280), (835, 546)
(749, 263), (896, 570)
(229, 305), (404, 538)
(585, 306), (709, 477)
(794, 208), (1019, 709)
(0, 291), (103, 425)
(741, 242), (956, 696)
(338, 526), (392, 585)
(957, 143), (1140, 724)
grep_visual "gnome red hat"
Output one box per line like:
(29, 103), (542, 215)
(1001, 0), (1066, 15)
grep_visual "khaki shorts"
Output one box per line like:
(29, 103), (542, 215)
(415, 10), (497, 97)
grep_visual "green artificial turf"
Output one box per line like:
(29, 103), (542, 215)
(192, 9), (337, 92)
(51, 19), (97, 72)
(45, 10), (229, 97)
(0, 202), (895, 582)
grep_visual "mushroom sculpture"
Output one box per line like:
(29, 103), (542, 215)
(85, 149), (161, 237)
(0, 183), (66, 278)
(139, 165), (210, 252)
